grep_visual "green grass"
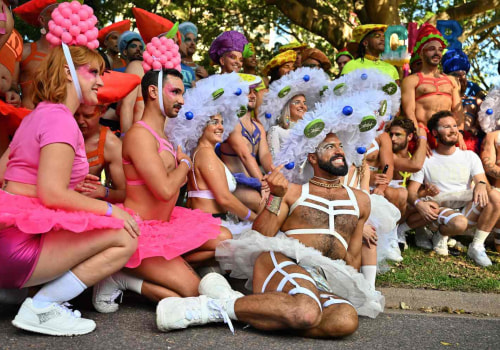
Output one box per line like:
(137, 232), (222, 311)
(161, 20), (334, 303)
(376, 245), (500, 293)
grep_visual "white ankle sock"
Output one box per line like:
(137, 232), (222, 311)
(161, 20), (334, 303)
(361, 265), (377, 289)
(32, 270), (86, 308)
(112, 271), (143, 294)
(223, 298), (238, 321)
(472, 229), (490, 247)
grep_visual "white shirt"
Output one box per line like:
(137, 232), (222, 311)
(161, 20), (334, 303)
(411, 148), (484, 193)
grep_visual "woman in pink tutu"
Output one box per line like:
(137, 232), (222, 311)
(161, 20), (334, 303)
(0, 5), (139, 336)
(92, 38), (224, 313)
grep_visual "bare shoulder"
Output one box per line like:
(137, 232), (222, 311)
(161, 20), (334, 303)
(401, 74), (417, 88)
(104, 130), (122, 153)
(284, 182), (302, 207)
(125, 61), (145, 78)
(195, 147), (220, 165)
(21, 42), (32, 60)
(351, 188), (370, 211)
(123, 124), (154, 150)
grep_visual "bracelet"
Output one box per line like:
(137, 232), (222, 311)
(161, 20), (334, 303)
(105, 202), (113, 217)
(478, 180), (487, 185)
(104, 187), (110, 198)
(418, 136), (427, 140)
(265, 194), (282, 216)
(180, 158), (191, 170)
(243, 209), (252, 220)
(414, 198), (421, 206)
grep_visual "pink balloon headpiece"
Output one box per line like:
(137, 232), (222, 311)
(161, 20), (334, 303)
(142, 36), (181, 116)
(45, 1), (99, 103)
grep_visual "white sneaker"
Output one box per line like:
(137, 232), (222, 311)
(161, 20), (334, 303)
(432, 232), (449, 256)
(92, 274), (125, 313)
(12, 298), (95, 336)
(157, 295), (234, 333)
(467, 244), (492, 267)
(415, 227), (433, 250)
(386, 239), (403, 262)
(198, 273), (244, 300)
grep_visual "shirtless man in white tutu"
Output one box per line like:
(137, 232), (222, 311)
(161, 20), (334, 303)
(156, 134), (374, 338)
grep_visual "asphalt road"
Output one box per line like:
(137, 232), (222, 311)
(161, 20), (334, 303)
(1, 292), (499, 350)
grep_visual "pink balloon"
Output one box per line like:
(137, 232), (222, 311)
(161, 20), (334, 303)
(86, 28), (98, 41)
(51, 8), (60, 18)
(151, 37), (160, 46)
(79, 21), (89, 33)
(152, 61), (162, 70)
(53, 13), (64, 26)
(165, 51), (173, 60)
(70, 1), (81, 13)
(159, 45), (167, 53)
(61, 32), (73, 44)
(173, 44), (179, 51)
(175, 64), (181, 72)
(165, 40), (173, 49)
(147, 45), (155, 54)
(61, 7), (72, 18)
(48, 20), (56, 31)
(52, 25), (64, 38)
(70, 14), (80, 25)
(62, 19), (72, 30)
(58, 2), (69, 10)
(165, 61), (174, 69)
(69, 25), (80, 37)
(87, 40), (98, 50)
(142, 51), (151, 60)
(78, 8), (89, 21)
(88, 16), (97, 26)
(159, 56), (167, 64)
(153, 49), (161, 58)
(76, 34), (88, 46)
(84, 5), (94, 17)
(142, 63), (152, 72)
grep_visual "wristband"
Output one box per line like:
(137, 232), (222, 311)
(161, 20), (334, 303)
(478, 181), (487, 185)
(104, 187), (110, 198)
(265, 194), (282, 216)
(105, 202), (113, 217)
(418, 136), (427, 140)
(180, 158), (192, 170)
(414, 199), (421, 206)
(243, 209), (252, 220)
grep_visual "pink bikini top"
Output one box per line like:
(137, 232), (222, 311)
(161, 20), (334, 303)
(123, 121), (177, 186)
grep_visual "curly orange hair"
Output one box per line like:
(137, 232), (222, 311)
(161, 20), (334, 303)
(32, 46), (105, 106)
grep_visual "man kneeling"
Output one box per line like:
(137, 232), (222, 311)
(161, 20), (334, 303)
(156, 133), (378, 338)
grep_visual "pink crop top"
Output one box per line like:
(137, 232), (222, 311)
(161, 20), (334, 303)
(4, 102), (89, 189)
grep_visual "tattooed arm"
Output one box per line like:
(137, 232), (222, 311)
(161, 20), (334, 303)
(480, 132), (500, 179)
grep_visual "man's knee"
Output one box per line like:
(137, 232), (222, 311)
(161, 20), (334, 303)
(322, 303), (359, 337)
(446, 215), (468, 234)
(487, 189), (500, 209)
(217, 226), (233, 242)
(286, 294), (323, 329)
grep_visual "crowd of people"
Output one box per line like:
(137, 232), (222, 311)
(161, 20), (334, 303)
(0, 0), (498, 339)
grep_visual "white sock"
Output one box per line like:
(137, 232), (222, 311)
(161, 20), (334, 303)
(223, 298), (238, 321)
(32, 270), (86, 308)
(361, 265), (377, 289)
(472, 229), (490, 247)
(112, 271), (143, 295)
(398, 222), (411, 233)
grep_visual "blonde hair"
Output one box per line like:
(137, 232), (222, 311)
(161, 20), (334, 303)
(32, 46), (105, 106)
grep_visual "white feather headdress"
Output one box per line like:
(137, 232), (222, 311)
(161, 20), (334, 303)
(274, 70), (393, 184)
(165, 72), (249, 156)
(259, 67), (331, 131)
(478, 86), (500, 133)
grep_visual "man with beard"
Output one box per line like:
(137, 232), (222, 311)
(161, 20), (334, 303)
(388, 118), (430, 248)
(97, 20), (130, 70)
(342, 24), (399, 82)
(219, 77), (273, 213)
(406, 111), (499, 266)
(179, 22), (208, 82)
(401, 24), (466, 150)
(156, 133), (370, 337)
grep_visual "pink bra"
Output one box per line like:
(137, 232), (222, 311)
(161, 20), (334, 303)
(123, 121), (177, 186)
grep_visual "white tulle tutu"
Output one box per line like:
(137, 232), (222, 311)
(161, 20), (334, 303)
(216, 230), (385, 318)
(367, 194), (402, 267)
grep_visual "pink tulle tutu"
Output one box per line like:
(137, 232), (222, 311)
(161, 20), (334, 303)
(124, 206), (221, 268)
(0, 190), (124, 234)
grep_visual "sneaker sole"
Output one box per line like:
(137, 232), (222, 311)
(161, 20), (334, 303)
(156, 298), (183, 332)
(12, 317), (95, 336)
(433, 249), (448, 256)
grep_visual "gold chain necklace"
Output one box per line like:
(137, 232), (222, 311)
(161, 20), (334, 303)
(309, 179), (343, 189)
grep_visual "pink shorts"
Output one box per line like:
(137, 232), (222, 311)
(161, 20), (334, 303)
(0, 227), (44, 288)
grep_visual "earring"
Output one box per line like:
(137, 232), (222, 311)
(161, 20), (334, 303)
(40, 28), (47, 35)
(285, 115), (290, 128)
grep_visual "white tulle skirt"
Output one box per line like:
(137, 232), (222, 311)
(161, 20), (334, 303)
(367, 194), (402, 268)
(216, 230), (385, 318)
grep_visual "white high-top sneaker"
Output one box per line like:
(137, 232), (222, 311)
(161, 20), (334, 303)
(198, 273), (244, 300)
(12, 298), (96, 336)
(92, 274), (125, 313)
(432, 232), (449, 256)
(157, 295), (235, 333)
